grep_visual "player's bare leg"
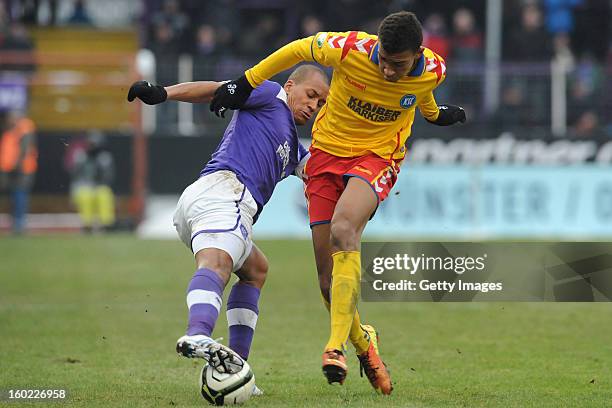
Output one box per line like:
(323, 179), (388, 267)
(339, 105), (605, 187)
(323, 177), (392, 394)
(235, 244), (268, 290)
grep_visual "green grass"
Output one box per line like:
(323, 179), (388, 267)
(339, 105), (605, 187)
(0, 235), (611, 407)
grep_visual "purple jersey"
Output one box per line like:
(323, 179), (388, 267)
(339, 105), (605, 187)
(201, 80), (308, 221)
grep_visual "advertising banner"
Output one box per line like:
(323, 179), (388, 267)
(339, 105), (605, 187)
(254, 164), (612, 239)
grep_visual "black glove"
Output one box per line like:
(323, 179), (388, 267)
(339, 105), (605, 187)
(127, 80), (167, 105)
(426, 104), (466, 126)
(209, 75), (254, 117)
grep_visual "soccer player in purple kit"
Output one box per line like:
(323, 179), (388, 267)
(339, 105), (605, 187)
(127, 65), (329, 392)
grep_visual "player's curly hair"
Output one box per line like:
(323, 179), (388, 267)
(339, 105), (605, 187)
(378, 11), (423, 54)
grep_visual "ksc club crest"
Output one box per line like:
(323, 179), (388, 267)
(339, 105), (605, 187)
(316, 33), (326, 48)
(399, 94), (416, 109)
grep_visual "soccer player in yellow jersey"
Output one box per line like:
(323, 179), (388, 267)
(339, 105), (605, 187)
(211, 11), (466, 394)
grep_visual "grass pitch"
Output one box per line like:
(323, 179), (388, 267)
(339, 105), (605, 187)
(1, 235), (611, 407)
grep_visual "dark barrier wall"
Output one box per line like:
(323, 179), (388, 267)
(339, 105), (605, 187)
(33, 132), (133, 195)
(147, 135), (220, 194)
(33, 132), (221, 195)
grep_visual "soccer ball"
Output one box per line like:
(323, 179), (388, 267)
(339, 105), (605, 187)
(199, 361), (255, 405)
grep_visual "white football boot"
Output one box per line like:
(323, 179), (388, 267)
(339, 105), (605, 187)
(176, 334), (244, 374)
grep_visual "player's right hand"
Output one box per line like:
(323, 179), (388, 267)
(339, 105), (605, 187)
(127, 80), (168, 105)
(209, 75), (254, 117)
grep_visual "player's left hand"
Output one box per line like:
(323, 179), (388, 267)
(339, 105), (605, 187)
(427, 104), (466, 126)
(209, 75), (254, 117)
(127, 80), (167, 105)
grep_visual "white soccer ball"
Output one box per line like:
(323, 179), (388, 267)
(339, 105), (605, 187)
(199, 361), (255, 406)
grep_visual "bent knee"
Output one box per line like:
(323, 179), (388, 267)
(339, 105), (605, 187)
(238, 253), (268, 289)
(251, 260), (268, 288)
(195, 248), (234, 274)
(330, 216), (359, 250)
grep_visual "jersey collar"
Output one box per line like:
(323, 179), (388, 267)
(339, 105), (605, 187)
(369, 42), (425, 77)
(276, 87), (288, 104)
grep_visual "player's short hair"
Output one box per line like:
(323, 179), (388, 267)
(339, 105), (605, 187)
(378, 11), (423, 54)
(288, 64), (329, 84)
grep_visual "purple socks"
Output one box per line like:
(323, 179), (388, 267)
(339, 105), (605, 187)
(226, 282), (260, 360)
(184, 268), (261, 360)
(186, 268), (224, 336)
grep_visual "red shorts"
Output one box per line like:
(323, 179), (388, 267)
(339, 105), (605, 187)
(304, 148), (400, 226)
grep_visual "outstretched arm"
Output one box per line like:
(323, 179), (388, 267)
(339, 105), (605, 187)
(209, 37), (316, 117)
(127, 80), (222, 105)
(165, 81), (222, 103)
(245, 37), (316, 87)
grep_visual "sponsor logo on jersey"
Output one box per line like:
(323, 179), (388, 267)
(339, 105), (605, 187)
(345, 75), (366, 91)
(353, 165), (372, 175)
(347, 96), (401, 123)
(276, 141), (291, 178)
(399, 94), (417, 109)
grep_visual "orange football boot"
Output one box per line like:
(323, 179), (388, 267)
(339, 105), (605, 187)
(357, 325), (393, 395)
(322, 348), (348, 384)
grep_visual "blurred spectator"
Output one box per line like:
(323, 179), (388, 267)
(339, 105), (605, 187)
(489, 83), (530, 132)
(65, 132), (115, 233)
(203, 0), (239, 50)
(322, 0), (386, 32)
(543, 0), (581, 63)
(195, 24), (217, 57)
(239, 14), (283, 56)
(0, 110), (37, 235)
(543, 0), (580, 35)
(505, 4), (553, 61)
(300, 15), (323, 37)
(568, 110), (605, 138)
(450, 8), (483, 62)
(150, 20), (178, 57)
(572, 0), (610, 61)
(422, 13), (449, 60)
(0, 23), (35, 73)
(67, 0), (93, 25)
(567, 54), (604, 123)
(386, 0), (425, 17)
(19, 0), (58, 25)
(2, 23), (33, 51)
(552, 32), (574, 60)
(149, 19), (179, 130)
(192, 23), (218, 128)
(151, 0), (189, 52)
(444, 8), (482, 120)
(67, 0), (92, 26)
(0, 0), (8, 26)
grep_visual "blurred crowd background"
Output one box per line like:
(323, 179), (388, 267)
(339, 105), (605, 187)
(2, 0), (610, 135)
(0, 0), (611, 235)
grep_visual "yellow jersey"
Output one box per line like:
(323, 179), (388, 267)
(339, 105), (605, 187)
(245, 31), (446, 160)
